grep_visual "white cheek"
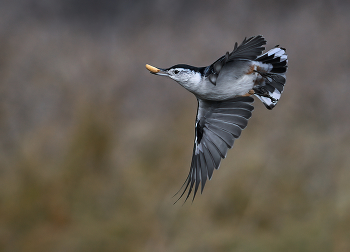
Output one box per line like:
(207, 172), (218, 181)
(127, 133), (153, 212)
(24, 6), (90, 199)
(194, 73), (202, 84)
(187, 72), (202, 86)
(180, 72), (202, 93)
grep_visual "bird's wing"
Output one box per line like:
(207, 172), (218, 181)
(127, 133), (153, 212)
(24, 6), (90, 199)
(205, 35), (267, 85)
(228, 35), (267, 61)
(174, 96), (254, 203)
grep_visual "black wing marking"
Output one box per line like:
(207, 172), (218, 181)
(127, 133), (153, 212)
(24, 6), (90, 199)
(174, 96), (254, 203)
(204, 35), (266, 85)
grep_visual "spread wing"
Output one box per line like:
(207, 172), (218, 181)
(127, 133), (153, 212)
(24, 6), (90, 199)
(174, 96), (254, 203)
(204, 35), (266, 85)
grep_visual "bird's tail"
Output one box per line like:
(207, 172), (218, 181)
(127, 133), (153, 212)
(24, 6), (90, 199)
(254, 46), (288, 109)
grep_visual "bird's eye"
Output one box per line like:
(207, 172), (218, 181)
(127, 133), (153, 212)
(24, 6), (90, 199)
(174, 70), (179, 74)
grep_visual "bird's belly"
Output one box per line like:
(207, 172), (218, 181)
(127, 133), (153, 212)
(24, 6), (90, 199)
(219, 73), (256, 95)
(198, 72), (256, 101)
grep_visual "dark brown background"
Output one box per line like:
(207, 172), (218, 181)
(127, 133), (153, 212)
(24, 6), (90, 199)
(1, 0), (350, 251)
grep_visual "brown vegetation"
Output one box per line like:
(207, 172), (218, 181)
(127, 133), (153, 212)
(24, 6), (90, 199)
(1, 0), (350, 251)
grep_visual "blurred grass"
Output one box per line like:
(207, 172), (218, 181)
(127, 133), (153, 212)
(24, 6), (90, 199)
(1, 0), (350, 251)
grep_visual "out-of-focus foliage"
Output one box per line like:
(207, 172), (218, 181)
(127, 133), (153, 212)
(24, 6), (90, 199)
(0, 0), (350, 251)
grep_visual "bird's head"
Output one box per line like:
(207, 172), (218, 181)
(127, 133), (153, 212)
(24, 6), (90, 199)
(146, 64), (202, 92)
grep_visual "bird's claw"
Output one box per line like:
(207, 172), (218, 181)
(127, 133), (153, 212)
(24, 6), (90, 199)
(253, 86), (278, 102)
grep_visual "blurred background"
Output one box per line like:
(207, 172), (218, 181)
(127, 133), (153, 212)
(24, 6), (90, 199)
(0, 0), (350, 251)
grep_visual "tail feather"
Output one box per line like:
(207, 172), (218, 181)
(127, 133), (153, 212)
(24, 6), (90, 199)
(255, 46), (288, 109)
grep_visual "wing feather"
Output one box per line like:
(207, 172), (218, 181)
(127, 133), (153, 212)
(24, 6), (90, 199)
(199, 153), (208, 193)
(206, 118), (243, 138)
(212, 108), (252, 119)
(228, 35), (266, 61)
(205, 129), (229, 158)
(205, 123), (235, 147)
(202, 142), (215, 180)
(209, 114), (249, 129)
(203, 135), (222, 168)
(192, 155), (201, 201)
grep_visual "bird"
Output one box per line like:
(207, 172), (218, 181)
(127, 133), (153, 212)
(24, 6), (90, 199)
(145, 35), (288, 203)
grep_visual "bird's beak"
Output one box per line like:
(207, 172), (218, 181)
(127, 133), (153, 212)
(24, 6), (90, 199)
(145, 64), (168, 76)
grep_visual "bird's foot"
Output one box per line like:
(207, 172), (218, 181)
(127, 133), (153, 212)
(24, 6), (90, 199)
(253, 86), (277, 102)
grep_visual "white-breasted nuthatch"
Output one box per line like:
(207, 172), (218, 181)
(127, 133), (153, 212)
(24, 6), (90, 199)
(146, 35), (288, 202)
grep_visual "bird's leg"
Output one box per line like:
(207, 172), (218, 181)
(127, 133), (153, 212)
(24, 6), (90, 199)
(251, 70), (279, 102)
(253, 85), (278, 102)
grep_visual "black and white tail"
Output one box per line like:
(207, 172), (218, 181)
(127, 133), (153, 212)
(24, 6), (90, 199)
(255, 46), (288, 109)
